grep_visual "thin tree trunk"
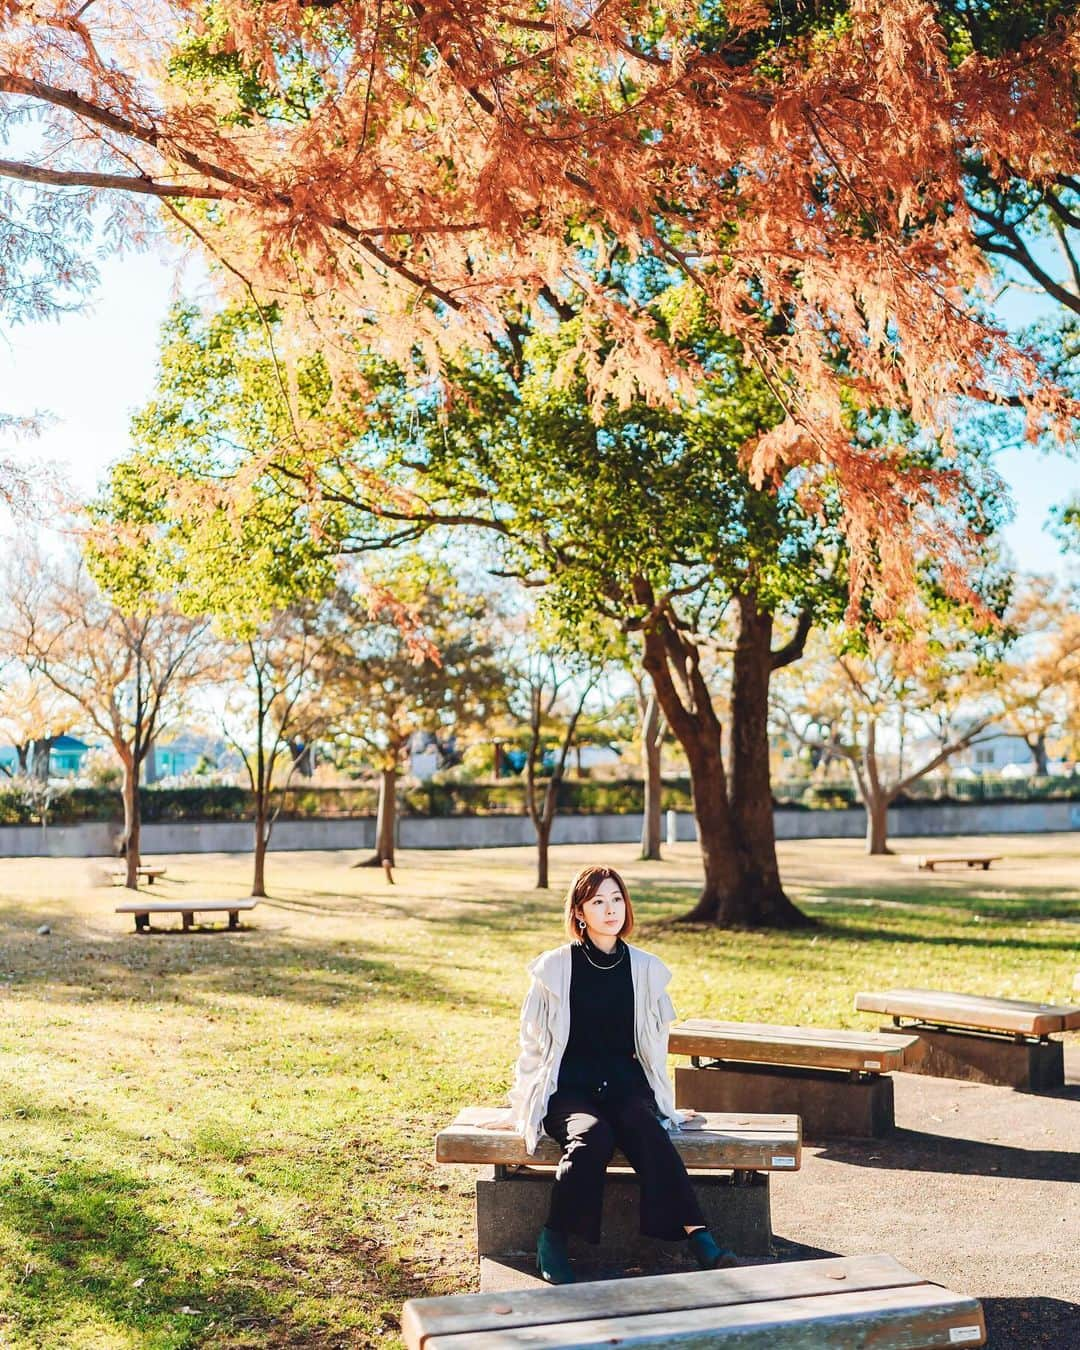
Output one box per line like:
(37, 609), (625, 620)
(536, 820), (551, 889)
(860, 719), (894, 855)
(729, 597), (809, 925)
(640, 691), (662, 860)
(1028, 733), (1049, 776)
(121, 756), (140, 889)
(252, 797), (269, 897)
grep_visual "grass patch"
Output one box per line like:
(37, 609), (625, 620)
(0, 837), (1076, 1346)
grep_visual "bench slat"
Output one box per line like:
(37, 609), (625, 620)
(670, 1020), (918, 1073)
(855, 988), (1080, 1035)
(405, 1259), (984, 1350)
(114, 899), (259, 914)
(901, 854), (1001, 871)
(436, 1109), (799, 1170)
(403, 1254), (919, 1344)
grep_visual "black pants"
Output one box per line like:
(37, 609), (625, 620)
(542, 1089), (707, 1244)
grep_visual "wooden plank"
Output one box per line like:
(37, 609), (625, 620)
(435, 1108), (800, 1170)
(114, 899), (259, 915)
(854, 988), (1080, 1036)
(670, 1020), (918, 1073)
(413, 1279), (985, 1349)
(402, 1254), (923, 1347)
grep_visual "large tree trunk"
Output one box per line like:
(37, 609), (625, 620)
(865, 793), (893, 855)
(640, 691), (663, 861)
(730, 597), (810, 927)
(120, 754), (140, 889)
(252, 797), (269, 897)
(1027, 733), (1049, 776)
(641, 610), (811, 929)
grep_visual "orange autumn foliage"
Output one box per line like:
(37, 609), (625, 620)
(1, 1), (1077, 612)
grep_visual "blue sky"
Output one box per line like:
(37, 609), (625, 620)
(1, 244), (1078, 578)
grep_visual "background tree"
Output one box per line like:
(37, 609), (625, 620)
(217, 606), (330, 898)
(504, 615), (617, 890)
(321, 560), (507, 870)
(994, 579), (1080, 774)
(104, 292), (1008, 925)
(1, 546), (210, 886)
(773, 619), (1011, 854)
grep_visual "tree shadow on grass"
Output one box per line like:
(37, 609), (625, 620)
(0, 1160), (286, 1347)
(816, 1129), (1080, 1183)
(0, 915), (480, 1012)
(979, 1296), (1080, 1349)
(792, 881), (1080, 923)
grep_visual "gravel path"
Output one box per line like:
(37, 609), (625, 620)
(770, 1046), (1080, 1348)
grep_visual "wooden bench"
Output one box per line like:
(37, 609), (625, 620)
(401, 1252), (986, 1348)
(855, 987), (1080, 1090)
(114, 899), (258, 933)
(900, 853), (1001, 871)
(110, 866), (168, 885)
(437, 1108), (800, 1288)
(669, 1020), (919, 1138)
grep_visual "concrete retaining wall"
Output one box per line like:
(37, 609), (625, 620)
(2, 799), (1077, 859)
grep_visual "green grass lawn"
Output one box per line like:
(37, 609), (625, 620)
(0, 835), (1076, 1348)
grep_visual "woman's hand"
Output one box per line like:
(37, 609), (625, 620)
(472, 1110), (520, 1132)
(678, 1109), (709, 1130)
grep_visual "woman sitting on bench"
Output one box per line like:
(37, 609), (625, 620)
(502, 864), (738, 1285)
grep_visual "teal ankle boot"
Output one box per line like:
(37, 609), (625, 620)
(536, 1226), (575, 1284)
(688, 1229), (740, 1270)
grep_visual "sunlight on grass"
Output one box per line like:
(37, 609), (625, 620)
(0, 836), (1076, 1346)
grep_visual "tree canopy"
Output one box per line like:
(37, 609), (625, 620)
(5, 0), (1080, 606)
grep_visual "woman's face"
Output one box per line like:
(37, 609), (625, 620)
(578, 876), (626, 942)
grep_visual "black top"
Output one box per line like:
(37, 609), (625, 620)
(557, 938), (653, 1103)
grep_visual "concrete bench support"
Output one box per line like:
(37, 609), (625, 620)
(675, 1063), (895, 1139)
(888, 1023), (1065, 1090)
(475, 1166), (771, 1288)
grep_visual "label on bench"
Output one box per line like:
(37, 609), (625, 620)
(950, 1328), (983, 1344)
(771, 1155), (796, 1167)
(863, 1060), (882, 1069)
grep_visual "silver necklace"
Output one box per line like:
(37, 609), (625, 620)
(579, 939), (626, 971)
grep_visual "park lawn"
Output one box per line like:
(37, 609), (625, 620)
(0, 836), (1076, 1349)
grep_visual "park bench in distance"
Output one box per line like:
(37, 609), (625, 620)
(109, 865), (168, 885)
(114, 898), (258, 933)
(855, 987), (1080, 1090)
(900, 853), (1002, 871)
(669, 1019), (919, 1139)
(436, 1107), (800, 1291)
(401, 1252), (986, 1349)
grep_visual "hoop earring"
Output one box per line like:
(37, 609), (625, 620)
(577, 918), (586, 932)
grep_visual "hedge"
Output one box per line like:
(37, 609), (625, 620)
(0, 773), (1076, 827)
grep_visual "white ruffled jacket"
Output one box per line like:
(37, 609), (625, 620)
(506, 942), (688, 1153)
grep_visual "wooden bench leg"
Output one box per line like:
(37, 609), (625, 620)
(135, 913), (149, 933)
(182, 911), (193, 932)
(229, 910), (239, 930)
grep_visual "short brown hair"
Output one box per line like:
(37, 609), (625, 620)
(563, 865), (635, 943)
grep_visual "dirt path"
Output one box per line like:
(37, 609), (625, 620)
(770, 1047), (1080, 1348)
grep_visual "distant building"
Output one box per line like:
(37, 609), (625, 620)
(0, 734), (91, 779)
(909, 724), (1034, 776)
(144, 729), (238, 783)
(50, 735), (91, 776)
